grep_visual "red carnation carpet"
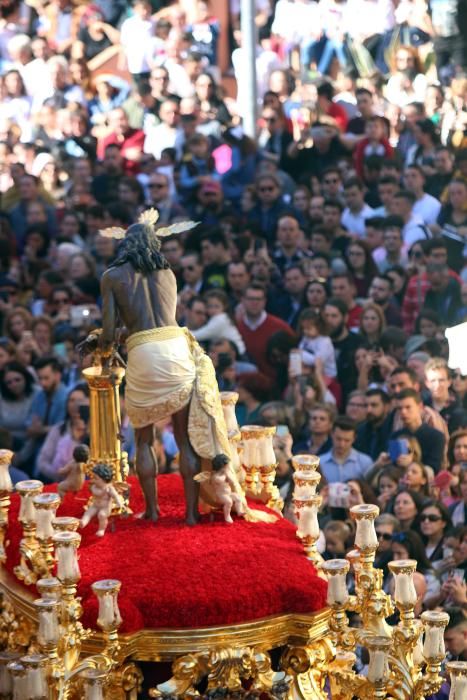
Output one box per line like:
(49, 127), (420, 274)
(5, 475), (327, 633)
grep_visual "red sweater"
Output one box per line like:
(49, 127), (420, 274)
(354, 137), (394, 179)
(238, 314), (294, 378)
(97, 128), (145, 176)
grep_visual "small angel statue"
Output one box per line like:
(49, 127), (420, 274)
(80, 463), (123, 537)
(57, 444), (89, 499)
(195, 454), (245, 524)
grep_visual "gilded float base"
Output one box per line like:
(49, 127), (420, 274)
(0, 567), (331, 699)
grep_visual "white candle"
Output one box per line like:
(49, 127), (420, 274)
(12, 674), (26, 700)
(394, 572), (418, 606)
(423, 626), (445, 660)
(35, 509), (54, 540)
(26, 666), (47, 698)
(221, 398), (239, 433)
(450, 676), (467, 700)
(99, 594), (115, 628)
(264, 436), (276, 466)
(37, 607), (59, 646)
(0, 664), (12, 693)
(355, 518), (378, 549)
(297, 504), (319, 539)
(85, 684), (104, 700)
(19, 494), (36, 523)
(241, 440), (251, 468)
(413, 636), (425, 667)
(56, 546), (80, 582)
(0, 460), (12, 491)
(367, 649), (389, 683)
(327, 573), (348, 606)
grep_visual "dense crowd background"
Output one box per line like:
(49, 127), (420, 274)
(0, 0), (466, 677)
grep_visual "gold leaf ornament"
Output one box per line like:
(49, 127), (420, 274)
(156, 221), (200, 237)
(98, 227), (126, 240)
(138, 208), (160, 226)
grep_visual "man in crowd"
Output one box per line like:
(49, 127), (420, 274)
(319, 416), (373, 483)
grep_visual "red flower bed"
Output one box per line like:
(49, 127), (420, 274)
(5, 475), (327, 632)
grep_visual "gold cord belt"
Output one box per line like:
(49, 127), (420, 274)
(126, 326), (186, 352)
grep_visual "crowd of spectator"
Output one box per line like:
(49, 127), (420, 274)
(0, 0), (466, 679)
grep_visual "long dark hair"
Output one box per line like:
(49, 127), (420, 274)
(111, 224), (169, 274)
(0, 361), (36, 401)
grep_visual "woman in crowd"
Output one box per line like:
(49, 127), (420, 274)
(36, 384), (90, 483)
(4, 307), (32, 344)
(194, 73), (231, 125)
(0, 338), (16, 371)
(376, 466), (405, 512)
(385, 46), (427, 106)
(448, 429), (467, 486)
(345, 241), (379, 298)
(304, 280), (328, 313)
(419, 499), (452, 565)
(0, 361), (38, 453)
(451, 468), (467, 526)
(358, 302), (386, 348)
(392, 488), (425, 530)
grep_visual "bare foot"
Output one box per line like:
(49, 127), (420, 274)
(185, 511), (200, 526)
(137, 509), (159, 523)
(96, 530), (105, 537)
(225, 515), (233, 524)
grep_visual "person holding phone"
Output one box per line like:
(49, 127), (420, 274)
(36, 384), (90, 484)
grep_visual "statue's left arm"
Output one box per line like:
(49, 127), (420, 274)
(101, 271), (117, 351)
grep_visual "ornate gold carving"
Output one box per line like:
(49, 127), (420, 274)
(150, 646), (291, 699)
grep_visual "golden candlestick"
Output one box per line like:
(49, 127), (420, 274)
(33, 493), (60, 578)
(0, 651), (20, 699)
(52, 531), (85, 671)
(447, 661), (467, 699)
(291, 454), (320, 473)
(91, 579), (122, 658)
(79, 667), (107, 700)
(240, 426), (263, 497)
(52, 516), (80, 534)
(82, 365), (130, 515)
(0, 450), (13, 563)
(14, 480), (44, 585)
(36, 577), (62, 601)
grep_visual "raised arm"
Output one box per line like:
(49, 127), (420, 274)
(101, 271), (117, 351)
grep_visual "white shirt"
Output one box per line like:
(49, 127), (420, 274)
(341, 203), (375, 237)
(143, 123), (185, 160)
(120, 15), (155, 74)
(412, 193), (442, 225)
(403, 213), (430, 245)
(192, 313), (246, 355)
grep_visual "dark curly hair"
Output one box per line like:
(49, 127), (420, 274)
(111, 223), (169, 274)
(92, 463), (113, 483)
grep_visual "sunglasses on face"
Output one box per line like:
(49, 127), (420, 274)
(324, 178), (339, 184)
(420, 514), (442, 522)
(182, 265), (196, 272)
(376, 531), (392, 541)
(149, 183), (166, 188)
(258, 186), (275, 193)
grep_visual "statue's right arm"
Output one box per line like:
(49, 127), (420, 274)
(101, 271), (117, 350)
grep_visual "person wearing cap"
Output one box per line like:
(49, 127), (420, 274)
(193, 180), (233, 227)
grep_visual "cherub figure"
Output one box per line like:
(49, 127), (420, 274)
(210, 454), (245, 524)
(57, 444), (90, 499)
(80, 463), (123, 537)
